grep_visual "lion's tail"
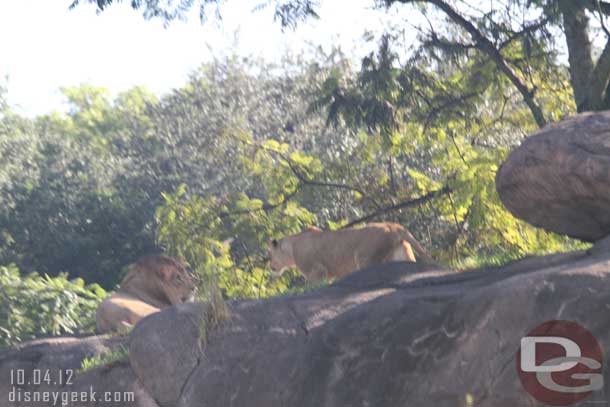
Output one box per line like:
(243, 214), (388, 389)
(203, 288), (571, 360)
(400, 228), (436, 264)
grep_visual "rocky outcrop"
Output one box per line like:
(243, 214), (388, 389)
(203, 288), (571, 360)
(496, 111), (610, 242)
(4, 248), (610, 406)
(129, 303), (205, 406)
(7, 112), (610, 406)
(0, 334), (150, 407)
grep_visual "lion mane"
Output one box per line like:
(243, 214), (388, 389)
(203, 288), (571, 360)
(96, 254), (196, 334)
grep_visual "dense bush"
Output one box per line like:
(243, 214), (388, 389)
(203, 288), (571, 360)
(0, 264), (106, 348)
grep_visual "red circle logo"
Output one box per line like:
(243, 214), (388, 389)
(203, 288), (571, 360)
(516, 320), (603, 406)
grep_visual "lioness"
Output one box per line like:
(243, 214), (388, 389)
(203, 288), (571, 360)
(268, 222), (434, 281)
(96, 255), (197, 334)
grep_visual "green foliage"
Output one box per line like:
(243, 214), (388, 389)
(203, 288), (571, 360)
(2, 0), (603, 351)
(80, 344), (129, 372)
(282, 278), (331, 295)
(69, 0), (319, 28)
(0, 264), (106, 348)
(1, 53), (356, 289)
(155, 182), (312, 299)
(311, 35), (582, 264)
(0, 84), (163, 288)
(0, 44), (588, 350)
(1, 48), (583, 291)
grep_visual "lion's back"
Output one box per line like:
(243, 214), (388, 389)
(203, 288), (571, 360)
(293, 223), (407, 279)
(96, 292), (160, 334)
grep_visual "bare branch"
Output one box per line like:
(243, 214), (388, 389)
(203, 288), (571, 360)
(341, 186), (451, 229)
(424, 34), (477, 53)
(218, 189), (300, 219)
(388, 0), (547, 127)
(422, 91), (482, 131)
(229, 135), (384, 207)
(582, 0), (610, 15)
(497, 17), (552, 50)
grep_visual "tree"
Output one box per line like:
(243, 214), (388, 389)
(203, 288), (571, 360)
(71, 0), (610, 122)
(376, 0), (610, 118)
(69, 0), (319, 27)
(0, 85), (163, 288)
(1, 2), (594, 346)
(59, 3), (582, 267)
(0, 54), (372, 289)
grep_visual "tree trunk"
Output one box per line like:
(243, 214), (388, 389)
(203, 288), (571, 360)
(559, 0), (596, 111)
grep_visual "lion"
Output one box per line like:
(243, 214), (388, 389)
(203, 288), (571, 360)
(268, 222), (434, 281)
(96, 254), (197, 334)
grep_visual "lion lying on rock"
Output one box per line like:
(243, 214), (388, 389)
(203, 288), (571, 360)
(268, 222), (434, 281)
(96, 255), (197, 334)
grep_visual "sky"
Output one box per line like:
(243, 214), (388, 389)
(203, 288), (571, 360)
(0, 0), (413, 117)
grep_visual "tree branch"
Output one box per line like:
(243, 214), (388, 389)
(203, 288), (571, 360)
(497, 17), (552, 51)
(341, 186), (451, 229)
(424, 34), (477, 53)
(423, 91), (481, 131)
(280, 151), (368, 197)
(234, 136), (374, 201)
(218, 189), (299, 219)
(389, 0), (547, 127)
(582, 0), (610, 15)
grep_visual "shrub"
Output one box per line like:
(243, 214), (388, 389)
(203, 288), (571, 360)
(0, 264), (106, 348)
(79, 344), (129, 372)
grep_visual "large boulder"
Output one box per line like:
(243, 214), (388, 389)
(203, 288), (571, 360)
(4, 248), (610, 406)
(0, 334), (151, 407)
(129, 303), (206, 406)
(496, 111), (610, 242)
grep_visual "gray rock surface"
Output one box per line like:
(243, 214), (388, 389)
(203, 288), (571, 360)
(0, 335), (138, 406)
(3, 249), (610, 406)
(496, 111), (610, 242)
(129, 303), (204, 407)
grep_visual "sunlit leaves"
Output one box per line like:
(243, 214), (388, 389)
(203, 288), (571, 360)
(310, 32), (581, 265)
(0, 264), (106, 348)
(154, 184), (314, 299)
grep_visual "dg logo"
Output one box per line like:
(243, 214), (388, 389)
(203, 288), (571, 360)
(516, 320), (604, 406)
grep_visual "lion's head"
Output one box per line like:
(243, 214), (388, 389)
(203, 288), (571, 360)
(119, 254), (197, 307)
(268, 238), (295, 275)
(268, 227), (322, 275)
